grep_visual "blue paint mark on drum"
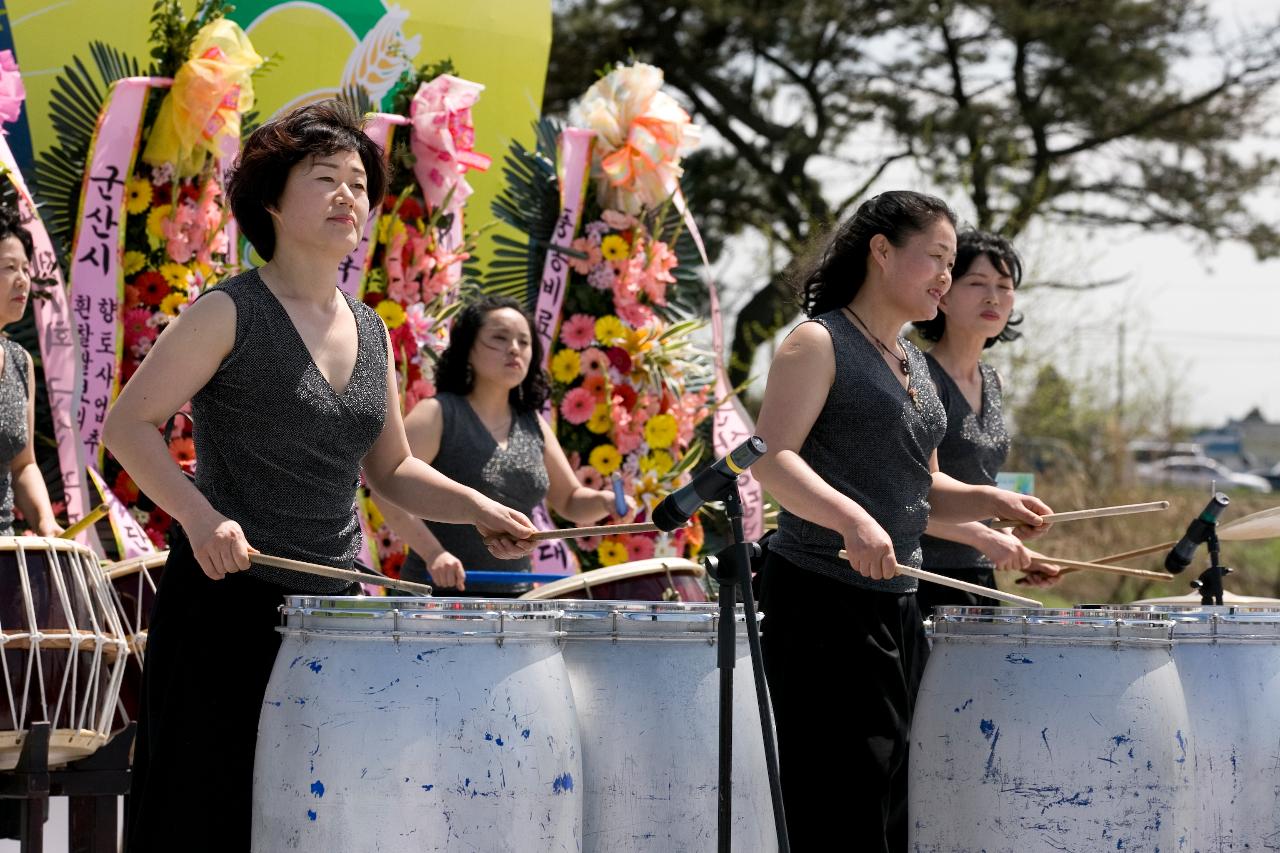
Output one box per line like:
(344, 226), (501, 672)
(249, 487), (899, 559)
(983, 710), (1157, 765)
(521, 728), (530, 739)
(289, 656), (303, 669)
(306, 809), (317, 821)
(422, 784), (433, 791)
(1040, 727), (1052, 759)
(310, 780), (325, 798)
(484, 732), (504, 745)
(954, 698), (973, 713)
(307, 660), (323, 673)
(979, 719), (995, 738)
(1174, 730), (1187, 764)
(979, 720), (1000, 780)
(1004, 652), (1033, 664)
(264, 700), (282, 707)
(552, 773), (574, 794)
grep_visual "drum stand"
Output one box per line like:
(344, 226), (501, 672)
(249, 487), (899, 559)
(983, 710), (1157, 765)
(1192, 527), (1232, 606)
(0, 722), (135, 852)
(704, 484), (790, 852)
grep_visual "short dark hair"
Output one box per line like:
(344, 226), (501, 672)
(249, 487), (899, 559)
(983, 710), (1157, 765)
(913, 229), (1024, 348)
(226, 100), (387, 261)
(0, 204), (33, 262)
(435, 295), (550, 414)
(797, 191), (956, 317)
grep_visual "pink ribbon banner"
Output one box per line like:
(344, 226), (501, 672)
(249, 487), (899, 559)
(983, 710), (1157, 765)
(86, 464), (155, 558)
(0, 137), (93, 535)
(69, 76), (171, 469)
(529, 128), (595, 574)
(671, 189), (765, 541)
(338, 112), (409, 298)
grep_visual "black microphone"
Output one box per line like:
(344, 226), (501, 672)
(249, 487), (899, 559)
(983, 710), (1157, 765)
(1164, 492), (1230, 574)
(651, 436), (767, 532)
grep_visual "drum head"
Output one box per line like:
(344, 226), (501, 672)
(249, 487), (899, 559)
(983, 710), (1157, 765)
(518, 558), (706, 601)
(1132, 591), (1280, 606)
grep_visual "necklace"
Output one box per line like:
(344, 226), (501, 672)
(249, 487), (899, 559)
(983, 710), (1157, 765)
(844, 307), (909, 375)
(843, 306), (920, 409)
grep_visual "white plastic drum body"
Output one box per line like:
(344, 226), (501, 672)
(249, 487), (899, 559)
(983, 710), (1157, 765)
(558, 602), (777, 853)
(252, 598), (582, 853)
(909, 607), (1193, 852)
(1165, 606), (1280, 849)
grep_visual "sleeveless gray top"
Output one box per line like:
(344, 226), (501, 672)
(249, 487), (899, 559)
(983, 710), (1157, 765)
(0, 338), (28, 535)
(920, 356), (1010, 570)
(400, 392), (548, 591)
(191, 269), (388, 591)
(769, 310), (947, 592)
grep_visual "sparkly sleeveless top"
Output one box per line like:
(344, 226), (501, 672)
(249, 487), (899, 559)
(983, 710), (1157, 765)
(0, 338), (28, 535)
(769, 310), (947, 591)
(191, 269), (388, 591)
(399, 392), (548, 591)
(919, 355), (1010, 570)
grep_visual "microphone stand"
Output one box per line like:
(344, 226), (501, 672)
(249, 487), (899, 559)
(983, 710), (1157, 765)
(703, 483), (790, 852)
(1191, 526), (1231, 606)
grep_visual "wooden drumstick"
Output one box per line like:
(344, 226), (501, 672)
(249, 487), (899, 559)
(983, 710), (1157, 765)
(250, 553), (434, 596)
(990, 500), (1169, 530)
(58, 503), (110, 539)
(1093, 506), (1280, 564)
(837, 550), (1042, 607)
(529, 521), (667, 541)
(1034, 555), (1175, 581)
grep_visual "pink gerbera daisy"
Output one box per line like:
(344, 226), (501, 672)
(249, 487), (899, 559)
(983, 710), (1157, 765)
(560, 313), (597, 349)
(560, 387), (597, 425)
(576, 465), (604, 490)
(626, 535), (656, 561)
(580, 347), (610, 377)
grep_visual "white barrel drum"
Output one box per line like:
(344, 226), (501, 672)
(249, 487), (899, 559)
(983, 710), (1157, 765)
(1164, 605), (1280, 849)
(252, 598), (582, 853)
(910, 607), (1193, 852)
(559, 601), (777, 852)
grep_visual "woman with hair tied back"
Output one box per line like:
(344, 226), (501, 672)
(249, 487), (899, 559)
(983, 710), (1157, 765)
(103, 101), (537, 852)
(750, 192), (1054, 852)
(913, 230), (1061, 613)
(372, 294), (635, 596)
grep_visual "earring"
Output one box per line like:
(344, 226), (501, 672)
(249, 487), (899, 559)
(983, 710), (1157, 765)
(517, 385), (525, 406)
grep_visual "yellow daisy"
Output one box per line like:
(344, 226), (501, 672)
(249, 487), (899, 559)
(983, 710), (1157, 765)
(550, 348), (581, 384)
(159, 262), (192, 289)
(376, 300), (406, 329)
(124, 177), (153, 215)
(594, 315), (626, 346)
(158, 290), (188, 317)
(598, 538), (628, 566)
(123, 251), (147, 276)
(146, 205), (172, 240)
(639, 450), (674, 477)
(586, 403), (613, 434)
(600, 234), (630, 261)
(589, 443), (622, 476)
(643, 413), (678, 449)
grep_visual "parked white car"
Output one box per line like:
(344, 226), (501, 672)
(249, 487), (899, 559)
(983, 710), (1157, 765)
(1136, 456), (1272, 493)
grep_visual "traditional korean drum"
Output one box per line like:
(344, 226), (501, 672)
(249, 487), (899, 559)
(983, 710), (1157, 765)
(103, 549), (169, 724)
(0, 536), (128, 768)
(557, 600), (776, 852)
(909, 607), (1193, 852)
(1162, 606), (1280, 849)
(252, 597), (582, 852)
(519, 558), (708, 602)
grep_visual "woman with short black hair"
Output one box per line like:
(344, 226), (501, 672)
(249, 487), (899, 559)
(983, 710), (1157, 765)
(106, 100), (537, 852)
(913, 230), (1060, 613)
(752, 192), (1053, 851)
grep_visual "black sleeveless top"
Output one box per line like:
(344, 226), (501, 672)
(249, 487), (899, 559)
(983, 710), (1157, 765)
(191, 269), (388, 591)
(0, 338), (28, 535)
(399, 392), (548, 591)
(769, 310), (947, 592)
(920, 355), (1010, 570)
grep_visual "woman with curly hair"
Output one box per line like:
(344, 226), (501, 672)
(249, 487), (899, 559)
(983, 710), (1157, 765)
(374, 294), (635, 596)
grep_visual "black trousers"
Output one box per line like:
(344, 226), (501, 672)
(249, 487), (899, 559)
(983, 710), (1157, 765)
(914, 565), (999, 617)
(759, 554), (929, 853)
(125, 531), (347, 852)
